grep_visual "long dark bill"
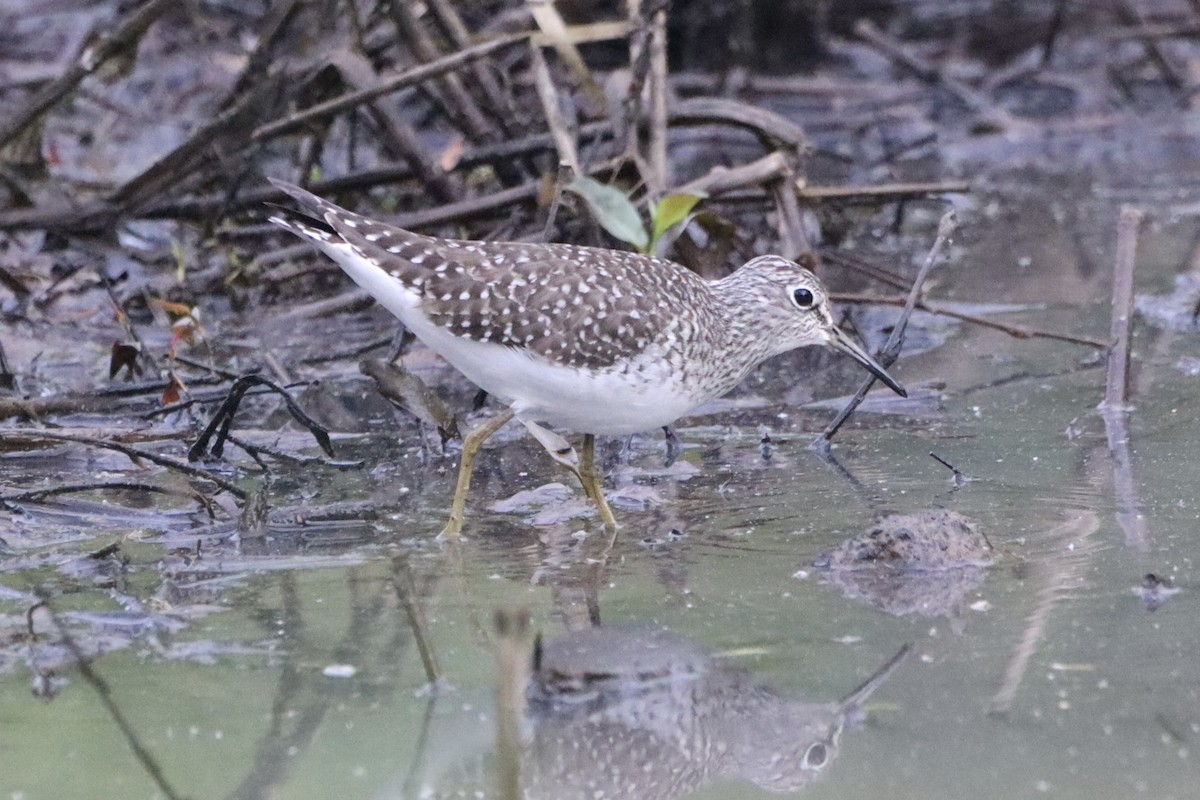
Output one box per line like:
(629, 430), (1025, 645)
(828, 327), (907, 397)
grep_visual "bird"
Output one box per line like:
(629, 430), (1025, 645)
(267, 179), (906, 537)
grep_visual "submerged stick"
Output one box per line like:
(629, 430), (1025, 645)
(18, 430), (246, 499)
(32, 595), (191, 800)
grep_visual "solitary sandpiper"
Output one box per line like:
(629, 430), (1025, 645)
(269, 180), (906, 537)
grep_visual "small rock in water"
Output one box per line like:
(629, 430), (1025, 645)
(1133, 573), (1181, 612)
(814, 509), (993, 571)
(490, 482), (575, 513)
(813, 510), (993, 622)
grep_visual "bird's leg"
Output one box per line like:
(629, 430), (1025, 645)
(580, 434), (619, 530)
(521, 422), (618, 530)
(440, 407), (515, 539)
(662, 425), (681, 468)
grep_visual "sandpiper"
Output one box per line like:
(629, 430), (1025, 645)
(269, 179), (905, 537)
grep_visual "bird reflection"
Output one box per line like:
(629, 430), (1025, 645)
(412, 628), (908, 800)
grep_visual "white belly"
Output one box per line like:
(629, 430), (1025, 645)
(414, 320), (698, 434)
(318, 239), (699, 434)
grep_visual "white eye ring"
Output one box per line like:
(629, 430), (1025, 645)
(792, 287), (815, 308)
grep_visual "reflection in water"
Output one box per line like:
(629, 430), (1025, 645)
(814, 510), (993, 625)
(416, 628), (908, 800)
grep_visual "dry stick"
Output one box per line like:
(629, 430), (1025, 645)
(18, 430), (247, 499)
(673, 151), (789, 196)
(0, 0), (170, 150)
(1099, 405), (1151, 550)
(1103, 207), (1143, 408)
(815, 210), (957, 448)
(139, 121), (615, 219)
(833, 292), (1109, 348)
(771, 160), (809, 259)
(1100, 206), (1150, 551)
(528, 42), (581, 175)
(541, 161), (575, 241)
(33, 596), (191, 800)
(646, 6), (670, 196)
(796, 180), (970, 201)
(822, 251), (913, 291)
(251, 33), (526, 142)
(670, 97), (809, 150)
(526, 0), (608, 113)
(391, 181), (544, 230)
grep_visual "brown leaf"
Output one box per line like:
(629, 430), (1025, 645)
(161, 372), (186, 406)
(109, 341), (143, 380)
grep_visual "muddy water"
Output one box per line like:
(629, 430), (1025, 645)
(4, 135), (1200, 798)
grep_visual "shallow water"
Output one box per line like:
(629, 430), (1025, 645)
(5, 120), (1200, 799)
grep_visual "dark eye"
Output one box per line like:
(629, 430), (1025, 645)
(803, 741), (828, 769)
(792, 287), (815, 308)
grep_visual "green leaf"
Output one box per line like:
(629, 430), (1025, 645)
(649, 193), (705, 249)
(565, 176), (649, 250)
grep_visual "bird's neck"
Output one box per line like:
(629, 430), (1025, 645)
(684, 274), (780, 399)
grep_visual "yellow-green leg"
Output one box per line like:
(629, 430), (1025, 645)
(439, 408), (515, 539)
(580, 433), (619, 530)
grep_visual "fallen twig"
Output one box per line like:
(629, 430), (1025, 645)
(528, 42), (581, 174)
(669, 97), (809, 151)
(796, 180), (970, 201)
(0, 481), (215, 517)
(138, 122), (615, 220)
(13, 430), (246, 499)
(251, 33), (527, 142)
(647, 5), (670, 195)
(188, 375), (333, 462)
(833, 292), (1109, 348)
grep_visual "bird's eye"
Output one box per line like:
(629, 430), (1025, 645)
(792, 287), (815, 308)
(803, 741), (829, 769)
